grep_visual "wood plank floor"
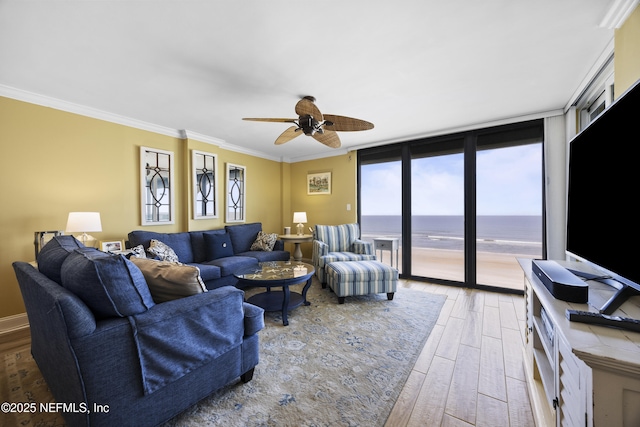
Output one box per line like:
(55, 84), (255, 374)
(0, 279), (535, 427)
(386, 279), (535, 427)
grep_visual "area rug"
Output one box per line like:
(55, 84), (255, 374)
(1, 282), (446, 427)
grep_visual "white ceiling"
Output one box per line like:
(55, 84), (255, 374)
(0, 1), (620, 162)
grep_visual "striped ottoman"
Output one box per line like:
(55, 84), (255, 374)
(325, 260), (398, 304)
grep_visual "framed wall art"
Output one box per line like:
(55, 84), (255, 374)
(192, 150), (218, 219)
(140, 146), (175, 225)
(226, 163), (246, 223)
(307, 172), (331, 195)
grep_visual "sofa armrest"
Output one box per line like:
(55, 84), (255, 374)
(243, 302), (265, 336)
(130, 286), (253, 394)
(352, 239), (373, 255)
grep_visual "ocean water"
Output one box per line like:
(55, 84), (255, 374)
(361, 215), (542, 256)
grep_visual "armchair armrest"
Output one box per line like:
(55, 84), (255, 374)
(352, 239), (373, 255)
(313, 240), (329, 257)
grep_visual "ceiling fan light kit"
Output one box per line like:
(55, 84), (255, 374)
(243, 96), (373, 148)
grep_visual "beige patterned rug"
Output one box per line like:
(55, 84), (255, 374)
(1, 281), (445, 427)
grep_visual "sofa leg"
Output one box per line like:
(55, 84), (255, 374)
(240, 368), (255, 383)
(338, 297), (345, 304)
(321, 282), (327, 289)
(387, 292), (395, 300)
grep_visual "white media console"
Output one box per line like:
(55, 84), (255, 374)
(518, 258), (640, 426)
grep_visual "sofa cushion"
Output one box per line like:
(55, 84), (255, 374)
(148, 239), (180, 263)
(237, 250), (291, 263)
(204, 256), (258, 277)
(130, 258), (207, 303)
(36, 235), (85, 284)
(226, 223), (262, 254)
(186, 262), (221, 282)
(204, 232), (234, 260)
(189, 230), (226, 263)
(61, 248), (155, 318)
(250, 231), (278, 251)
(127, 231), (194, 263)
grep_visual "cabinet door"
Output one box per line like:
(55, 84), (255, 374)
(557, 333), (590, 427)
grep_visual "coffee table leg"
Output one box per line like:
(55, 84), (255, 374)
(282, 285), (290, 326)
(302, 277), (312, 306)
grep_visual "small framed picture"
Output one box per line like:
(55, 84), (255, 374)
(100, 240), (125, 252)
(307, 172), (331, 195)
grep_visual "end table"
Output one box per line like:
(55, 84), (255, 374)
(279, 234), (313, 261)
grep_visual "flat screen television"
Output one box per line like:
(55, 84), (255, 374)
(566, 78), (640, 314)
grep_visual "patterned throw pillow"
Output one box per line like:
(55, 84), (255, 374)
(250, 231), (278, 251)
(148, 239), (180, 263)
(130, 244), (147, 258)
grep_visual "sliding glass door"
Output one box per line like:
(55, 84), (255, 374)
(358, 120), (544, 293)
(410, 139), (465, 282)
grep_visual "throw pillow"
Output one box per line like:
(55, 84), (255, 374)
(130, 244), (147, 258)
(61, 248), (155, 318)
(203, 232), (234, 260)
(130, 258), (207, 303)
(148, 239), (180, 263)
(250, 231), (278, 251)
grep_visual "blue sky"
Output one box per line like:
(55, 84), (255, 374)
(361, 144), (542, 216)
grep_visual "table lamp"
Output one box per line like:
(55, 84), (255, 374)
(66, 212), (102, 246)
(293, 212), (307, 236)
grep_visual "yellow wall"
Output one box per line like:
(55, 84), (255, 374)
(0, 97), (285, 317)
(287, 153), (358, 259)
(615, 5), (640, 96)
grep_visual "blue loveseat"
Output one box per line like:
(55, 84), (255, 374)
(13, 235), (265, 427)
(128, 222), (290, 289)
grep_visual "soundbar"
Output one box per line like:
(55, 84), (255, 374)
(532, 260), (588, 303)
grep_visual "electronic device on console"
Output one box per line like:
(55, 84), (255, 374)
(565, 78), (640, 316)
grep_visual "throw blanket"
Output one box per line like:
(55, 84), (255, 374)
(128, 288), (245, 395)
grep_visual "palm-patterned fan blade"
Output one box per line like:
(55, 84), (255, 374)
(295, 98), (323, 120)
(243, 118), (297, 123)
(312, 130), (341, 148)
(275, 126), (302, 145)
(323, 114), (374, 132)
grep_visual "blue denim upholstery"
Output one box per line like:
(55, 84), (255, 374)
(312, 223), (376, 285)
(61, 248), (155, 318)
(13, 237), (265, 427)
(128, 223), (289, 289)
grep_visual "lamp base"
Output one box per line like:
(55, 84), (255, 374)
(296, 223), (304, 236)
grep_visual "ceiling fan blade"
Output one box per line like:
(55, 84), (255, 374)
(295, 97), (323, 120)
(323, 114), (374, 132)
(243, 118), (297, 123)
(274, 126), (302, 145)
(312, 130), (341, 148)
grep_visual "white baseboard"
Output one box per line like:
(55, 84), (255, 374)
(0, 313), (29, 335)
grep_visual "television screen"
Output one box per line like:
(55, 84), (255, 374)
(566, 78), (640, 313)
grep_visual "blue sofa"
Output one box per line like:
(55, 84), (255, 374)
(13, 235), (265, 427)
(128, 222), (290, 289)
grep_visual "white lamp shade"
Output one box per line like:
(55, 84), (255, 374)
(293, 212), (307, 223)
(66, 212), (102, 233)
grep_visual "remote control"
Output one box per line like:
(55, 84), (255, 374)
(566, 309), (640, 333)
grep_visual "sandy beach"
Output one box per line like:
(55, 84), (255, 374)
(377, 246), (534, 291)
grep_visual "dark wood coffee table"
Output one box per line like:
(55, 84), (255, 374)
(235, 261), (314, 326)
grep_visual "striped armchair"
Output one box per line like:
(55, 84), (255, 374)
(312, 223), (376, 285)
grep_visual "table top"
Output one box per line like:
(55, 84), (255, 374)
(234, 261), (314, 282)
(279, 234), (313, 242)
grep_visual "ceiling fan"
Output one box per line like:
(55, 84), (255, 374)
(243, 96), (374, 148)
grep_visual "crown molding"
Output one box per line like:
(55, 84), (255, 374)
(180, 129), (283, 162)
(0, 84), (182, 138)
(600, 0), (639, 29)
